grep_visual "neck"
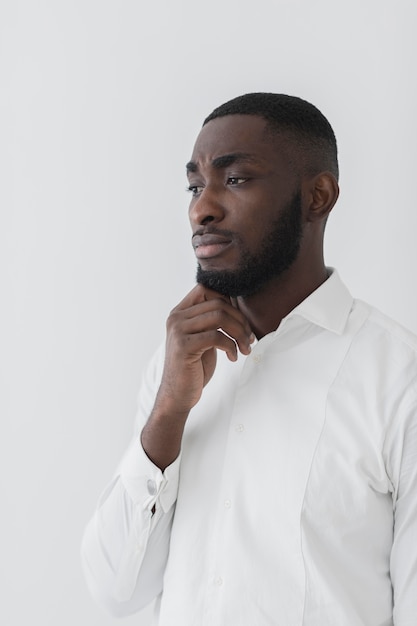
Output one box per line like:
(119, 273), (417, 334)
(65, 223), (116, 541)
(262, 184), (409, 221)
(235, 260), (328, 340)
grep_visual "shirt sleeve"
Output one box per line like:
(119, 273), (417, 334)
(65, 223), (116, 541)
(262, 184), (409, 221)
(386, 363), (417, 625)
(81, 344), (180, 617)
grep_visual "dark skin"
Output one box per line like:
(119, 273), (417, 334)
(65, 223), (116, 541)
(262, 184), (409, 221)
(141, 114), (339, 470)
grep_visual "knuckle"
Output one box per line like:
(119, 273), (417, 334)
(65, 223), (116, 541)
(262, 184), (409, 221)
(214, 297), (228, 309)
(210, 308), (224, 323)
(166, 308), (181, 329)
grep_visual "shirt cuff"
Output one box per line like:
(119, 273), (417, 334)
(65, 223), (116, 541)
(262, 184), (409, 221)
(119, 438), (181, 514)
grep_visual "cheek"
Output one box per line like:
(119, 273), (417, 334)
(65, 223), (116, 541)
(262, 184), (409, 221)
(239, 221), (269, 255)
(228, 189), (280, 244)
(240, 205), (275, 242)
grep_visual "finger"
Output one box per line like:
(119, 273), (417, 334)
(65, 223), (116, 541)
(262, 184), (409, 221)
(183, 298), (252, 334)
(185, 329), (239, 362)
(180, 307), (253, 355)
(174, 284), (230, 310)
(173, 286), (252, 338)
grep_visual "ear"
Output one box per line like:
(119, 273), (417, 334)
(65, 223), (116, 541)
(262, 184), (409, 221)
(304, 172), (339, 223)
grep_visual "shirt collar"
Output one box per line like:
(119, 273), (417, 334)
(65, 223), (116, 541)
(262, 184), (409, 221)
(283, 268), (353, 335)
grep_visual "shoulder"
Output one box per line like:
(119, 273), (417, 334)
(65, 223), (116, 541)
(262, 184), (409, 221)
(354, 299), (417, 356)
(348, 299), (417, 401)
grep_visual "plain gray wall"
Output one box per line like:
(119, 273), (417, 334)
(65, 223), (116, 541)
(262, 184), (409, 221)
(2, 1), (416, 625)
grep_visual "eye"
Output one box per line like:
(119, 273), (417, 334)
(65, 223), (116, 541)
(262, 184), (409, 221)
(186, 184), (204, 197)
(227, 177), (248, 186)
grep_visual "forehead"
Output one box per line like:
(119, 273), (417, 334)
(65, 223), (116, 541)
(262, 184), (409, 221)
(189, 114), (289, 167)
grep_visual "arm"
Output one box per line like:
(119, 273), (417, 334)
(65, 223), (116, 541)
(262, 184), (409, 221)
(81, 346), (179, 616)
(387, 376), (417, 625)
(81, 285), (253, 616)
(141, 284), (253, 470)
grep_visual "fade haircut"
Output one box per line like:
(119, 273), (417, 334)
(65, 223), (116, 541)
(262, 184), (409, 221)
(203, 92), (339, 181)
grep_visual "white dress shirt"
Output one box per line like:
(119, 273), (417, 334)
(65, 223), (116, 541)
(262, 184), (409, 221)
(81, 270), (417, 625)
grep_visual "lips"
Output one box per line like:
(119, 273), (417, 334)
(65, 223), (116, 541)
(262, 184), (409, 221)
(192, 233), (232, 260)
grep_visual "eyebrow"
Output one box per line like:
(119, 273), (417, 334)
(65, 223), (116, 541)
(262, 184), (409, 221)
(186, 152), (259, 173)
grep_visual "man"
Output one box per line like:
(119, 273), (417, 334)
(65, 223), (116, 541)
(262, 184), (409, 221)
(82, 93), (417, 625)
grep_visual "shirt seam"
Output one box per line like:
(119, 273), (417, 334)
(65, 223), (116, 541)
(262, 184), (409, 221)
(299, 320), (368, 624)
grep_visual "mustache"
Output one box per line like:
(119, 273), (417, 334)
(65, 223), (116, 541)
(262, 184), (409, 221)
(192, 226), (236, 239)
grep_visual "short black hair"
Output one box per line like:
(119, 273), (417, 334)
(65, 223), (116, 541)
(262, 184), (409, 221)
(203, 92), (339, 180)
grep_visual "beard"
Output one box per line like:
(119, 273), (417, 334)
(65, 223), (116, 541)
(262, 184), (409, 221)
(196, 190), (303, 298)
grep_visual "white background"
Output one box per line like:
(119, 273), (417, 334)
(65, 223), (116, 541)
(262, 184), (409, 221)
(1, 1), (416, 625)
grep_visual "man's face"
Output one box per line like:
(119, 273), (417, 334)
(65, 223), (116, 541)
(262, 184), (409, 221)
(187, 115), (304, 298)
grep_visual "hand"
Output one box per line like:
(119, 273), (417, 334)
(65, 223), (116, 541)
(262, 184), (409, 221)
(157, 284), (253, 416)
(141, 285), (253, 470)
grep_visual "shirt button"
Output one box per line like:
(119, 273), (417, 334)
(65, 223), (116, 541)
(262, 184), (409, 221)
(224, 499), (231, 509)
(214, 576), (223, 586)
(235, 423), (245, 433)
(147, 479), (157, 495)
(253, 354), (262, 364)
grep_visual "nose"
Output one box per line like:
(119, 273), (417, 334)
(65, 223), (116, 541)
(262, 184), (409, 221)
(189, 186), (225, 227)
